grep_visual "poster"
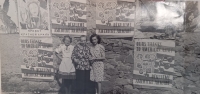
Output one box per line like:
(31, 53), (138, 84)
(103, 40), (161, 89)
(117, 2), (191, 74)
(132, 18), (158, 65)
(0, 0), (19, 34)
(18, 0), (51, 36)
(133, 39), (175, 88)
(185, 1), (200, 32)
(20, 37), (54, 81)
(134, 1), (184, 39)
(96, 0), (135, 36)
(51, 0), (87, 35)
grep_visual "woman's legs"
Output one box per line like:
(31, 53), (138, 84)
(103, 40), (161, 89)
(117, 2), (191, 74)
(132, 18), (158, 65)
(92, 62), (104, 94)
(65, 79), (73, 94)
(58, 79), (65, 94)
(95, 82), (98, 94)
(97, 82), (101, 94)
(76, 70), (85, 94)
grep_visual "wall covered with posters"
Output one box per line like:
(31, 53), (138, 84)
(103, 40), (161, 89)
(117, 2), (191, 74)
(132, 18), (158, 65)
(1, 0), (200, 94)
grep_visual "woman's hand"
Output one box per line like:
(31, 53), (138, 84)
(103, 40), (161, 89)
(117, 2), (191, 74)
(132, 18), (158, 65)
(57, 60), (61, 65)
(89, 55), (94, 60)
(94, 57), (105, 61)
(55, 52), (62, 59)
(74, 58), (79, 63)
(89, 56), (105, 61)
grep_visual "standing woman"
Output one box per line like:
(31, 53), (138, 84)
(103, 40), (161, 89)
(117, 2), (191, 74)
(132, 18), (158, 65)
(55, 35), (75, 94)
(89, 34), (105, 94)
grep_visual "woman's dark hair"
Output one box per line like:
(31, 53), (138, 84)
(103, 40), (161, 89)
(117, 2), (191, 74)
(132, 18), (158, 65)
(90, 34), (101, 44)
(62, 35), (72, 43)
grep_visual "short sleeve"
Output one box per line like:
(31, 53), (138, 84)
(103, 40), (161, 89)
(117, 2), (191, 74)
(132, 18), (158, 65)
(99, 44), (105, 52)
(55, 45), (62, 53)
(99, 44), (105, 56)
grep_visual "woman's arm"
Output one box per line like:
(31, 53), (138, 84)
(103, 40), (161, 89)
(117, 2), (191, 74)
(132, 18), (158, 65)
(55, 52), (62, 65)
(55, 45), (63, 63)
(55, 52), (62, 60)
(94, 45), (105, 60)
(93, 57), (105, 61)
(71, 45), (79, 64)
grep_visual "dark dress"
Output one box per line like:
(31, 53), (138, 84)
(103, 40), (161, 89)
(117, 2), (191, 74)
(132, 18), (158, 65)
(71, 44), (95, 94)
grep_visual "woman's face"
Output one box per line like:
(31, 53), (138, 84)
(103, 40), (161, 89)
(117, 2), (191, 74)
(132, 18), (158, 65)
(64, 37), (71, 46)
(92, 36), (98, 45)
(80, 36), (87, 44)
(29, 3), (39, 17)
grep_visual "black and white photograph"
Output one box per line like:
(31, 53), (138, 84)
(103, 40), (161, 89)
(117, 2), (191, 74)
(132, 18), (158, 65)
(1, 0), (200, 94)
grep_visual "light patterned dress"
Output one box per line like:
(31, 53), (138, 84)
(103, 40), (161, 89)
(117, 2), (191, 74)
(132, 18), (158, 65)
(90, 44), (105, 82)
(55, 44), (76, 79)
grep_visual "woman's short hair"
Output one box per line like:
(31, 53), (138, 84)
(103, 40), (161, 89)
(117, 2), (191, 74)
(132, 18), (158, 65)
(62, 35), (72, 43)
(90, 34), (101, 44)
(80, 35), (87, 41)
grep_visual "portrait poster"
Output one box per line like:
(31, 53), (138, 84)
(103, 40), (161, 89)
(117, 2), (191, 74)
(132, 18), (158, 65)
(18, 0), (51, 36)
(20, 37), (54, 81)
(133, 39), (175, 88)
(96, 0), (135, 36)
(50, 0), (87, 35)
(0, 0), (19, 34)
(134, 1), (184, 39)
(185, 1), (200, 32)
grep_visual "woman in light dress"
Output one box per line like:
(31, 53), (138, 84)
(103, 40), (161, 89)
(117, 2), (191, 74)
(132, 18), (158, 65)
(55, 35), (75, 94)
(89, 34), (105, 94)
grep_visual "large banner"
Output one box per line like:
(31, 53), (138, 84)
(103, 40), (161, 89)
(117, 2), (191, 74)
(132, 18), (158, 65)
(51, 0), (87, 35)
(18, 0), (51, 36)
(96, 0), (135, 36)
(133, 39), (175, 88)
(20, 37), (54, 81)
(134, 1), (184, 39)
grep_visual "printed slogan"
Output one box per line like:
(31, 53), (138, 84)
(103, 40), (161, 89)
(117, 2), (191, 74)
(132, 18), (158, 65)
(133, 39), (175, 88)
(20, 38), (54, 81)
